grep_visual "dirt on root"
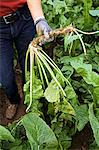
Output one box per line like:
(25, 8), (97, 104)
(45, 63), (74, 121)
(0, 69), (26, 125)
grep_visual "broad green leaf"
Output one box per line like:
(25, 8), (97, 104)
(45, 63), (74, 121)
(58, 132), (72, 149)
(10, 145), (23, 150)
(44, 76), (75, 115)
(59, 14), (67, 26)
(59, 56), (73, 65)
(64, 34), (79, 51)
(89, 10), (99, 17)
(21, 113), (58, 150)
(65, 85), (76, 100)
(0, 125), (15, 142)
(96, 109), (99, 122)
(61, 65), (74, 78)
(89, 103), (99, 146)
(53, 1), (66, 15)
(75, 105), (89, 131)
(70, 57), (91, 72)
(10, 140), (31, 150)
(58, 98), (75, 116)
(24, 77), (44, 105)
(9, 139), (23, 150)
(70, 57), (99, 87)
(59, 55), (84, 66)
(83, 0), (93, 29)
(44, 79), (60, 103)
(24, 81), (30, 92)
(33, 78), (44, 100)
(91, 87), (99, 105)
(84, 72), (99, 87)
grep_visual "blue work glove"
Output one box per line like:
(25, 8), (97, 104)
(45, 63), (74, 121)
(35, 17), (51, 39)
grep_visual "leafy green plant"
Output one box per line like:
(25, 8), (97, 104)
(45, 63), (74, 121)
(23, 25), (99, 149)
(89, 103), (99, 146)
(0, 1), (99, 149)
(0, 125), (15, 142)
(21, 113), (58, 150)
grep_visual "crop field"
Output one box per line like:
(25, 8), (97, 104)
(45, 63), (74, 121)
(0, 0), (99, 150)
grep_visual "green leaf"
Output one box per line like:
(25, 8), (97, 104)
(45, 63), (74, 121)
(58, 98), (75, 116)
(89, 10), (99, 17)
(95, 44), (99, 53)
(9, 139), (23, 150)
(21, 113), (58, 150)
(64, 34), (79, 51)
(59, 14), (67, 26)
(10, 145), (23, 150)
(59, 56), (73, 65)
(58, 132), (72, 149)
(24, 76), (44, 105)
(33, 78), (44, 100)
(10, 140), (31, 150)
(44, 77), (75, 115)
(44, 79), (60, 103)
(96, 108), (99, 122)
(84, 72), (99, 87)
(65, 85), (76, 100)
(75, 105), (89, 131)
(70, 57), (99, 87)
(91, 87), (99, 105)
(89, 103), (99, 146)
(0, 125), (15, 142)
(89, 140), (99, 150)
(83, 0), (93, 29)
(61, 65), (74, 78)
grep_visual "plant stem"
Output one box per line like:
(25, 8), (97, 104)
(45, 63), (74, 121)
(76, 29), (99, 35)
(40, 50), (71, 85)
(36, 53), (49, 86)
(74, 30), (87, 55)
(35, 54), (45, 88)
(35, 49), (66, 96)
(26, 48), (34, 112)
(25, 48), (30, 81)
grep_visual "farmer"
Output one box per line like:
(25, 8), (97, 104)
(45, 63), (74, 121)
(0, 0), (51, 119)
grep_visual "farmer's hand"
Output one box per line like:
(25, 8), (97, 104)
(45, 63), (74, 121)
(35, 17), (51, 39)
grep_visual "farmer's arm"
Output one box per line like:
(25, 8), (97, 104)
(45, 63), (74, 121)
(27, 0), (44, 20)
(27, 0), (51, 38)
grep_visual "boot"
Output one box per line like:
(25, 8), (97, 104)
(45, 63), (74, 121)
(6, 93), (21, 119)
(6, 103), (18, 119)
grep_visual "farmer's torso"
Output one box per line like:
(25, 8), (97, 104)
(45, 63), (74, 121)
(0, 0), (27, 16)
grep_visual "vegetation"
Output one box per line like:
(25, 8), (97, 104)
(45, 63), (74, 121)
(0, 0), (99, 149)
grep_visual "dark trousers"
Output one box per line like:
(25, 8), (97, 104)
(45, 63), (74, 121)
(0, 5), (35, 104)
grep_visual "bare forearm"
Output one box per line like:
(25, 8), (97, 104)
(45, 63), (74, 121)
(27, 0), (44, 21)
(27, 0), (51, 38)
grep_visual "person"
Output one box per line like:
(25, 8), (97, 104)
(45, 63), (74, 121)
(0, 0), (51, 119)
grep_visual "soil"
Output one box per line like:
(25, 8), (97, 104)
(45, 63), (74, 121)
(70, 124), (92, 150)
(0, 69), (26, 125)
